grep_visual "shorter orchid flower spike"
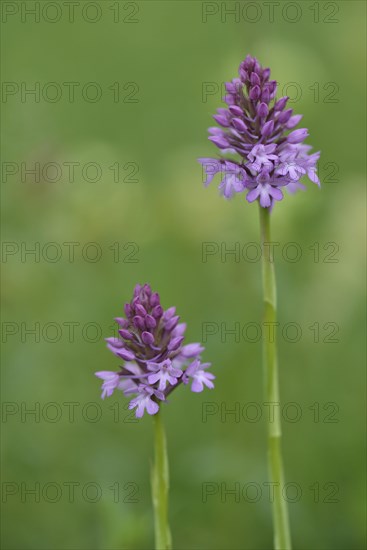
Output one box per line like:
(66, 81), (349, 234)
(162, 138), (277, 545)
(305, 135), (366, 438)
(95, 284), (215, 418)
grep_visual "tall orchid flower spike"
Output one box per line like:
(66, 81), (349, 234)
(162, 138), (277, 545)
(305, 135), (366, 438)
(199, 54), (320, 208)
(199, 55), (321, 550)
(95, 283), (214, 550)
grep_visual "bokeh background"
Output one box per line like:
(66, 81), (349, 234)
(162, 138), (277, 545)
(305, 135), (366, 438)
(1, 1), (366, 549)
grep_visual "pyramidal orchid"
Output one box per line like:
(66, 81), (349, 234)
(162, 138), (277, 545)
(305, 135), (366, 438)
(199, 55), (321, 550)
(96, 283), (214, 418)
(199, 54), (320, 208)
(95, 283), (214, 550)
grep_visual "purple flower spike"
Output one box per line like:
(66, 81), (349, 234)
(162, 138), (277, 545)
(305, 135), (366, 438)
(95, 284), (215, 418)
(198, 55), (321, 209)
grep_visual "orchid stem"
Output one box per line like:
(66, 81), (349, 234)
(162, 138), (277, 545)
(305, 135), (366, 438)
(152, 410), (172, 550)
(259, 205), (292, 550)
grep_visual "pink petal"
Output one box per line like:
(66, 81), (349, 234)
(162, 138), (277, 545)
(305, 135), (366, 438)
(95, 371), (116, 381)
(191, 379), (204, 393)
(146, 399), (159, 415)
(203, 381), (214, 390)
(268, 187), (283, 201)
(259, 189), (271, 208)
(246, 187), (261, 203)
(148, 373), (161, 385)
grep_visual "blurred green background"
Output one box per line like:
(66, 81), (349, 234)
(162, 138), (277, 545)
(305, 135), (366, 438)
(1, 1), (366, 549)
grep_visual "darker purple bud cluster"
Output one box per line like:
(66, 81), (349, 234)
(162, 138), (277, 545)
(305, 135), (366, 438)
(96, 284), (215, 418)
(199, 55), (321, 208)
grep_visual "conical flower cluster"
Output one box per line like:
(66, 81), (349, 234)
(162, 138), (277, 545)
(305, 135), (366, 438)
(96, 284), (214, 417)
(199, 55), (320, 208)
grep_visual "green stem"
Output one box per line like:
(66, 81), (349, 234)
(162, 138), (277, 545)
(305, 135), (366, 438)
(151, 410), (172, 550)
(259, 205), (292, 550)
